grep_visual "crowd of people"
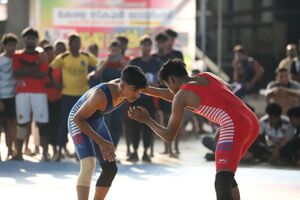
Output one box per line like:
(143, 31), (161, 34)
(0, 27), (188, 163)
(0, 27), (300, 168)
(214, 43), (300, 166)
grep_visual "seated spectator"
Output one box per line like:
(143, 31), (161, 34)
(265, 67), (300, 114)
(258, 103), (294, 165)
(287, 107), (300, 166)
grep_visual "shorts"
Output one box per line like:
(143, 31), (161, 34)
(15, 93), (49, 124)
(0, 97), (16, 119)
(68, 112), (113, 163)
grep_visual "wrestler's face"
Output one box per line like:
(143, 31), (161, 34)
(121, 83), (142, 103)
(162, 76), (179, 94)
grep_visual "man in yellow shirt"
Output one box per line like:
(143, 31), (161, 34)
(50, 33), (99, 161)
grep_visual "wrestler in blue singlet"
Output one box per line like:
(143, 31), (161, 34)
(68, 83), (124, 162)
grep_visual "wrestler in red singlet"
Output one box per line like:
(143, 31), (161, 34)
(180, 72), (259, 172)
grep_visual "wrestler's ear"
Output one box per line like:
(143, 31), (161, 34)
(169, 76), (176, 84)
(120, 81), (126, 89)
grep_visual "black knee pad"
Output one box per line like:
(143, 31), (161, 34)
(232, 178), (238, 188)
(215, 171), (235, 200)
(96, 161), (118, 187)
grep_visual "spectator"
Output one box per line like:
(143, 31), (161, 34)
(87, 43), (100, 87)
(231, 45), (264, 98)
(150, 32), (169, 157)
(158, 29), (184, 156)
(44, 45), (62, 160)
(265, 67), (300, 114)
(88, 43), (99, 57)
(97, 40), (129, 150)
(277, 43), (297, 71)
(50, 33), (99, 161)
(164, 29), (184, 60)
(290, 39), (300, 82)
(152, 32), (168, 62)
(258, 103), (294, 165)
(126, 36), (161, 162)
(116, 36), (129, 56)
(12, 27), (49, 160)
(287, 106), (300, 166)
(0, 33), (18, 160)
(39, 39), (50, 48)
(53, 40), (66, 56)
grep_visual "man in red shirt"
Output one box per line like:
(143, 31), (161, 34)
(128, 59), (259, 200)
(12, 27), (49, 160)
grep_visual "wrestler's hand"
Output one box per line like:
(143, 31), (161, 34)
(128, 106), (150, 123)
(98, 140), (116, 162)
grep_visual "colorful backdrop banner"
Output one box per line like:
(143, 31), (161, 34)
(36, 0), (195, 62)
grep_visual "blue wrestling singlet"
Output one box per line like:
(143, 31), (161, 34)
(67, 83), (124, 163)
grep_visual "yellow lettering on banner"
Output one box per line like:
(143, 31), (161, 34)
(78, 30), (149, 49)
(90, 32), (105, 48)
(107, 29), (140, 48)
(79, 32), (105, 49)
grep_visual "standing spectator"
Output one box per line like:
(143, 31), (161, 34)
(287, 107), (300, 166)
(277, 43), (297, 71)
(231, 45), (264, 98)
(152, 32), (168, 62)
(53, 40), (67, 56)
(44, 45), (62, 159)
(259, 103), (294, 165)
(50, 34), (99, 161)
(158, 29), (184, 156)
(164, 29), (184, 60)
(265, 67), (300, 114)
(88, 43), (99, 58)
(151, 32), (169, 157)
(115, 36), (134, 156)
(12, 27), (49, 160)
(116, 36), (129, 56)
(0, 33), (18, 160)
(88, 43), (100, 88)
(290, 40), (300, 82)
(100, 40), (129, 149)
(126, 36), (161, 162)
(39, 39), (50, 48)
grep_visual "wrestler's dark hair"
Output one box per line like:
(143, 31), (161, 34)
(121, 65), (148, 89)
(158, 58), (188, 82)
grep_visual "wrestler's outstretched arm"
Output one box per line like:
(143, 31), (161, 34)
(143, 86), (174, 102)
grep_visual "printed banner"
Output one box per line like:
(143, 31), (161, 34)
(36, 0), (195, 62)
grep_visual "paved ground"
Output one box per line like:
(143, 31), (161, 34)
(0, 134), (300, 200)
